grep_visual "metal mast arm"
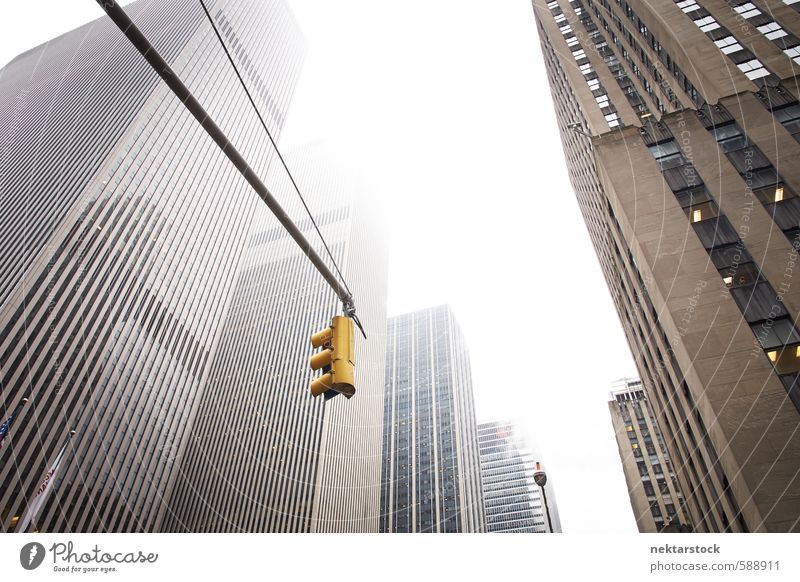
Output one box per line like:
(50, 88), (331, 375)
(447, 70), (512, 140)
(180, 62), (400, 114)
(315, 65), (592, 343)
(94, 0), (355, 313)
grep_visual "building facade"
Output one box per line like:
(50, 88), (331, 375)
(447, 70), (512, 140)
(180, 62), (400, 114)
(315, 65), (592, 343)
(609, 378), (691, 532)
(477, 420), (561, 533)
(0, 0), (304, 531)
(533, 0), (800, 531)
(379, 306), (484, 533)
(162, 143), (388, 532)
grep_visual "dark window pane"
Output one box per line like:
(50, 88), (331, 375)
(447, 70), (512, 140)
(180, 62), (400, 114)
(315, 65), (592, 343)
(693, 215), (740, 248)
(766, 198), (800, 231)
(730, 281), (785, 322)
(710, 243), (752, 270)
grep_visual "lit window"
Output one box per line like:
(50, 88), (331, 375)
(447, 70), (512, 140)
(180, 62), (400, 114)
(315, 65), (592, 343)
(766, 344), (800, 374)
(692, 209), (703, 222)
(723, 276), (734, 286)
(775, 186), (785, 202)
(632, 443), (639, 449)
(626, 425), (634, 432)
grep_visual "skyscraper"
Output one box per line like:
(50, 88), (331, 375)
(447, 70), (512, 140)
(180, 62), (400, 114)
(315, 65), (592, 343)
(379, 305), (484, 533)
(608, 378), (691, 532)
(477, 420), (561, 533)
(163, 142), (388, 532)
(0, 0), (303, 532)
(532, 0), (800, 531)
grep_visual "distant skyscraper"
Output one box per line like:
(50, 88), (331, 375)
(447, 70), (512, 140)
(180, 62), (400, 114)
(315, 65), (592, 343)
(163, 143), (388, 532)
(477, 420), (561, 533)
(608, 378), (691, 532)
(533, 0), (800, 531)
(379, 305), (484, 533)
(0, 0), (303, 532)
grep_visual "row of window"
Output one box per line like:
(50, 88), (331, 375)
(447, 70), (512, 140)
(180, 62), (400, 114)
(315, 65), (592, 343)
(645, 123), (800, 410)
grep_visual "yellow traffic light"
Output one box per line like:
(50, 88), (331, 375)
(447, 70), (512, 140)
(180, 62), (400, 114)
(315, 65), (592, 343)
(309, 315), (355, 399)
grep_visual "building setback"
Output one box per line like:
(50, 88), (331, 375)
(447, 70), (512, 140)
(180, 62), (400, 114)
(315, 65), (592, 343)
(609, 378), (691, 532)
(379, 306), (485, 533)
(532, 0), (800, 531)
(478, 420), (561, 533)
(0, 0), (303, 532)
(162, 143), (388, 532)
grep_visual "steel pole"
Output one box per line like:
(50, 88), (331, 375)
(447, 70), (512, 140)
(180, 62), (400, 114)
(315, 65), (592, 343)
(94, 0), (354, 311)
(540, 485), (554, 533)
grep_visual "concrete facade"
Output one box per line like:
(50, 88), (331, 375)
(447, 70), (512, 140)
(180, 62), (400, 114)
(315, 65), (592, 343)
(533, 0), (800, 531)
(609, 378), (691, 532)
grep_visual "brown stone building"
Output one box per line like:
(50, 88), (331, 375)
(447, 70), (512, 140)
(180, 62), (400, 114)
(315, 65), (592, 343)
(609, 378), (691, 532)
(532, 0), (800, 531)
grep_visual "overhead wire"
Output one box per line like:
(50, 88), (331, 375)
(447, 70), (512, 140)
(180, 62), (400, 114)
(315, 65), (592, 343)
(197, 0), (354, 303)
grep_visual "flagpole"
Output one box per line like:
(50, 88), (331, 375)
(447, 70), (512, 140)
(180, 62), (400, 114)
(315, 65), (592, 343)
(16, 430), (75, 533)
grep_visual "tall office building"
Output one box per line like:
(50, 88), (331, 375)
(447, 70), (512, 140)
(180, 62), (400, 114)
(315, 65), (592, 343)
(477, 420), (561, 533)
(379, 305), (485, 533)
(0, 0), (304, 532)
(609, 378), (691, 532)
(533, 0), (800, 531)
(163, 143), (388, 532)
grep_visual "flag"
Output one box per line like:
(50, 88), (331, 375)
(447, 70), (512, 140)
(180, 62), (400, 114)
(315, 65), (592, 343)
(17, 439), (69, 533)
(0, 398), (27, 449)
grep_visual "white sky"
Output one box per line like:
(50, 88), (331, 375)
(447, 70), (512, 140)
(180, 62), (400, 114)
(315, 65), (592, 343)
(1, 0), (640, 533)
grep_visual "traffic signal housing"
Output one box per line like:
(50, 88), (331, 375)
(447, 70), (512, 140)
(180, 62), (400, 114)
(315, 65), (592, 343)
(309, 315), (355, 399)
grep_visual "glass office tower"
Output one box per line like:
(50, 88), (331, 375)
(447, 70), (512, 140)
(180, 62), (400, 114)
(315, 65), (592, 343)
(162, 142), (388, 532)
(477, 420), (561, 533)
(379, 305), (485, 533)
(0, 0), (303, 532)
(608, 378), (690, 532)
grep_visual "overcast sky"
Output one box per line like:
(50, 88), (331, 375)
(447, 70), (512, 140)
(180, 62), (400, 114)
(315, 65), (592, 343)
(1, 0), (640, 533)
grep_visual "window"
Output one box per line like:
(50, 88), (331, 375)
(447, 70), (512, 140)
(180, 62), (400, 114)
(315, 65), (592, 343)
(734, 2), (762, 18)
(758, 22), (788, 40)
(675, 185), (711, 208)
(754, 184), (790, 204)
(649, 140), (680, 160)
(766, 344), (800, 374)
(737, 59), (771, 80)
(731, 281), (787, 322)
(710, 122), (747, 152)
(715, 35), (744, 54)
(752, 316), (800, 349)
(773, 104), (800, 139)
(694, 16), (721, 33)
(785, 46), (800, 64)
(685, 200), (719, 223)
(724, 261), (761, 288)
